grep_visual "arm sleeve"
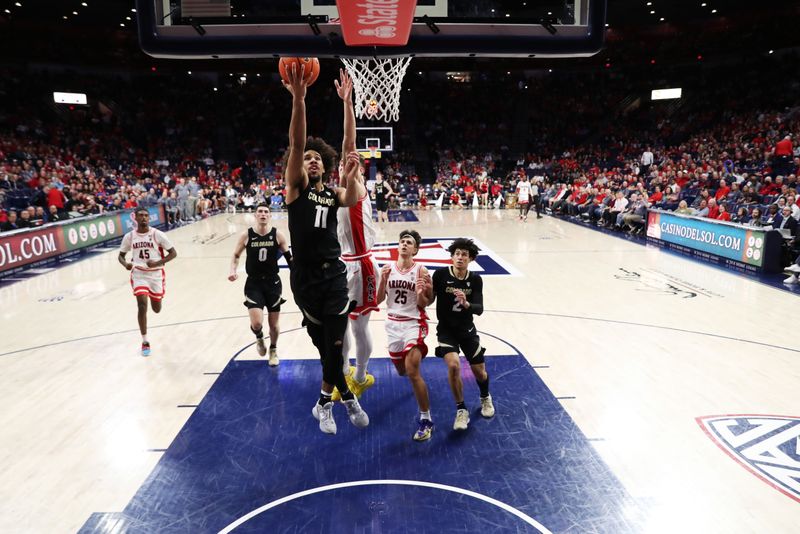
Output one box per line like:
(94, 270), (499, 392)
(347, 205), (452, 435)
(468, 274), (484, 316)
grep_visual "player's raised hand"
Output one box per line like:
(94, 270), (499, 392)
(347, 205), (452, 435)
(343, 150), (360, 173)
(282, 62), (307, 99)
(334, 68), (353, 102)
(380, 264), (391, 279)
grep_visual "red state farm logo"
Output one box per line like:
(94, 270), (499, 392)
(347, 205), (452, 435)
(697, 415), (800, 502)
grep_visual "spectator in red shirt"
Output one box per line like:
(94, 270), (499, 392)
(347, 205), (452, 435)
(648, 185), (663, 204)
(706, 198), (720, 219)
(714, 180), (730, 201)
(775, 135), (793, 157)
(717, 204), (731, 221)
(47, 186), (66, 212)
(774, 135), (794, 176)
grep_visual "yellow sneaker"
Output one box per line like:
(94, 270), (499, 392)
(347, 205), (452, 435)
(332, 366), (375, 401)
(348, 372), (375, 398)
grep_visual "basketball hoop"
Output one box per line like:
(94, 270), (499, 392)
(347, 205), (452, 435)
(341, 57), (412, 123)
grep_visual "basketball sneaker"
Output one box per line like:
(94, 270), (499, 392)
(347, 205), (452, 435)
(268, 347), (279, 366)
(347, 367), (375, 398)
(480, 395), (495, 418)
(255, 337), (267, 357)
(783, 274), (799, 284)
(312, 401), (337, 434)
(413, 419), (434, 442)
(332, 366), (375, 401)
(343, 397), (369, 428)
(453, 408), (470, 430)
(141, 342), (151, 357)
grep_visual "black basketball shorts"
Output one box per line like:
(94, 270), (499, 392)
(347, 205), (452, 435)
(243, 276), (286, 312)
(434, 325), (486, 364)
(290, 259), (350, 324)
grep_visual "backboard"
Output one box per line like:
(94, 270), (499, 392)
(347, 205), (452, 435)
(136, 0), (606, 59)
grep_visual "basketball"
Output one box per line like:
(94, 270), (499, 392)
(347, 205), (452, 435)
(278, 57), (320, 86)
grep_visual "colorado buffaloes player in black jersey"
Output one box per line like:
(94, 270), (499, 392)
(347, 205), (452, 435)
(431, 238), (495, 431)
(228, 204), (290, 366)
(373, 172), (394, 223)
(283, 64), (369, 434)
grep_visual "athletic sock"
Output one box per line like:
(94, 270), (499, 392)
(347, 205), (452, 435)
(142, 335), (148, 343)
(477, 376), (490, 398)
(456, 401), (467, 411)
(420, 411), (431, 421)
(340, 389), (355, 401)
(318, 390), (333, 406)
(270, 344), (276, 349)
(355, 363), (368, 383)
(250, 326), (263, 339)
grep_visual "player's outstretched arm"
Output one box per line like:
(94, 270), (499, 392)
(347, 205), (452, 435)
(338, 150), (364, 208)
(336, 69), (356, 156)
(283, 63), (309, 204)
(228, 231), (248, 281)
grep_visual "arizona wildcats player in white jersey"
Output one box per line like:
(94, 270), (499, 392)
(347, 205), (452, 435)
(118, 207), (177, 356)
(331, 68), (380, 402)
(516, 175), (533, 220)
(377, 230), (435, 441)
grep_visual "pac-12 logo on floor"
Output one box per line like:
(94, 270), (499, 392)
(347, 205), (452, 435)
(697, 415), (800, 502)
(371, 237), (520, 276)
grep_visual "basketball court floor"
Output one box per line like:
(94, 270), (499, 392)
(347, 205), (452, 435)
(1, 209), (798, 533)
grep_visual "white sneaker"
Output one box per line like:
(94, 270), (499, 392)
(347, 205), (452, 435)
(312, 402), (337, 434)
(453, 408), (470, 431)
(255, 337), (267, 357)
(268, 347), (279, 366)
(783, 274), (799, 284)
(343, 397), (370, 428)
(786, 264), (800, 273)
(480, 395), (495, 418)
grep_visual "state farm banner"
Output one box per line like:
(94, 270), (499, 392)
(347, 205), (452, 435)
(0, 226), (65, 273)
(61, 212), (124, 252)
(336, 0), (418, 46)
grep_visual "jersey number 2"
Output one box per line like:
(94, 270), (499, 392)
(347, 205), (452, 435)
(314, 205), (329, 228)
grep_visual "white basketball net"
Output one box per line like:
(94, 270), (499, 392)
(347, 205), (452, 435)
(341, 57), (412, 123)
